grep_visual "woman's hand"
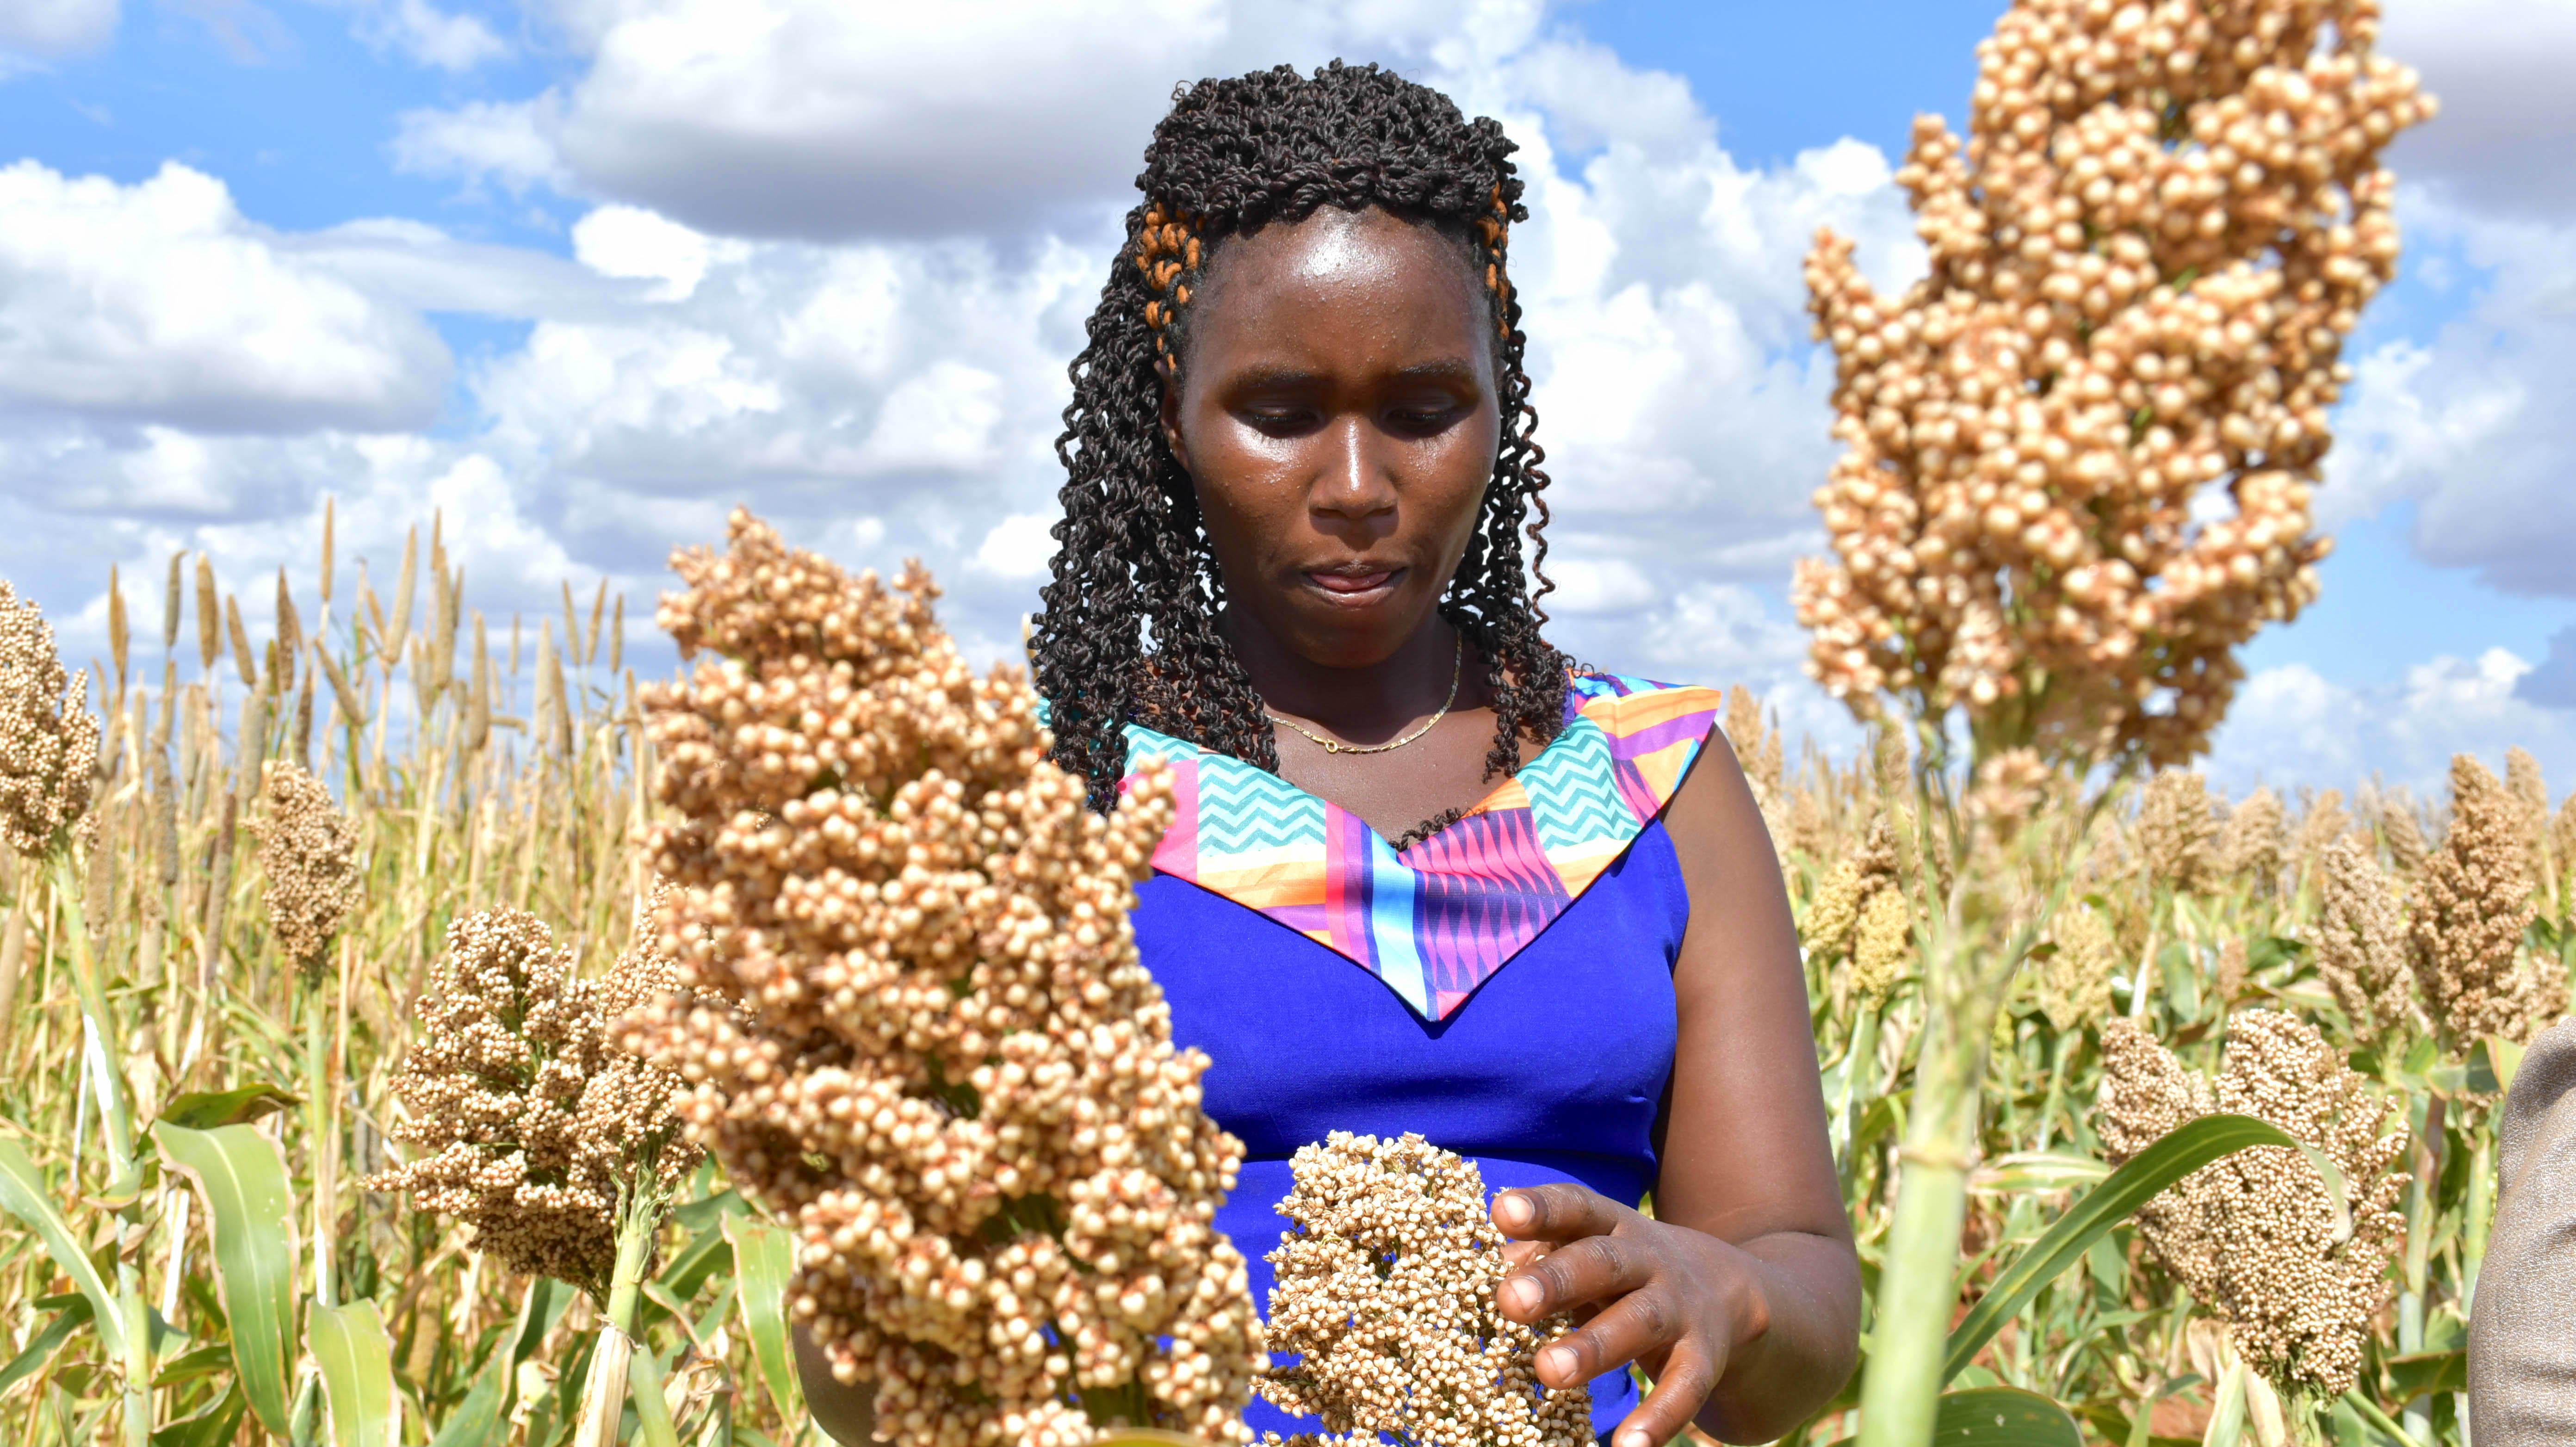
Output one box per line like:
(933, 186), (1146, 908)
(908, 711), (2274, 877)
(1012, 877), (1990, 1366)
(1492, 1182), (1778, 1447)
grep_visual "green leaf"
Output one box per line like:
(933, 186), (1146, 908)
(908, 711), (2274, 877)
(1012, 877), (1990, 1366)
(426, 1346), (509, 1447)
(148, 1382), (247, 1447)
(1944, 1113), (2344, 1383)
(1970, 1152), (2111, 1194)
(0, 1137), (127, 1361)
(438, 1277), (569, 1447)
(627, 1342), (683, 1447)
(670, 1188), (746, 1235)
(2075, 1403), (2198, 1447)
(1853, 1092), (1906, 1156)
(2383, 1348), (2467, 1403)
(310, 1299), (398, 1447)
(149, 1342), (235, 1389)
(150, 1120), (298, 1435)
(2472, 1037), (2527, 1097)
(1930, 1387), (2085, 1447)
(2246, 935), (2307, 976)
(154, 1084), (299, 1131)
(655, 1229), (734, 1305)
(0, 1295), (93, 1399)
(724, 1212), (804, 1422)
(510, 1275), (574, 1366)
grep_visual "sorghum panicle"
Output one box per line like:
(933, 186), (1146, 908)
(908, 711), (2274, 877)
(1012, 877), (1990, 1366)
(2408, 754), (2566, 1046)
(252, 759), (359, 981)
(2217, 787), (2285, 897)
(2313, 834), (2411, 1049)
(624, 510), (1260, 1447)
(1257, 1132), (1592, 1447)
(368, 904), (700, 1299)
(1793, 0), (2433, 766)
(2098, 1011), (2406, 1399)
(0, 581), (100, 859)
(2139, 769), (2216, 894)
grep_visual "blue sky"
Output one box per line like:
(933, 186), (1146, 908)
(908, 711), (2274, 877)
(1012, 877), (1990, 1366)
(2, 0), (2572, 801)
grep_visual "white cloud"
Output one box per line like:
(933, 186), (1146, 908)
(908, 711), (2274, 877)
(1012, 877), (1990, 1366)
(972, 513), (1057, 580)
(12, 2), (1925, 726)
(2207, 648), (2576, 797)
(17, 0), (2559, 803)
(0, 0), (118, 59)
(2523, 627), (2576, 708)
(1537, 552), (1656, 614)
(2381, 0), (2576, 223)
(395, 0), (1553, 241)
(365, 0), (508, 70)
(392, 96), (570, 197)
(572, 204), (743, 300)
(1627, 581), (1808, 681)
(471, 230), (1094, 501)
(2328, 192), (2576, 596)
(0, 161), (449, 431)
(404, 0), (1233, 238)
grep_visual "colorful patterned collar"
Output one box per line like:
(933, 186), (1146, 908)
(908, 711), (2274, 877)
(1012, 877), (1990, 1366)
(1114, 673), (1723, 1022)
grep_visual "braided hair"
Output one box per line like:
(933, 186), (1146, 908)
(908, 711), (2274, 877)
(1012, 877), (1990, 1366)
(1034, 60), (1571, 811)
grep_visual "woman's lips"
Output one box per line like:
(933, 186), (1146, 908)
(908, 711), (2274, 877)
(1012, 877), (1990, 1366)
(1306, 567), (1402, 602)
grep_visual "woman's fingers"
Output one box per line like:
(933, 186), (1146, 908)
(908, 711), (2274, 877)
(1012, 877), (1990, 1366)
(1499, 1229), (1655, 1323)
(1612, 1340), (1723, 1447)
(1492, 1181), (1625, 1244)
(1528, 1280), (1684, 1388)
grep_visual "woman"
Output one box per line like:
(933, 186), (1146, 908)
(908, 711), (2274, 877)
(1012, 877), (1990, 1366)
(806, 61), (1859, 1446)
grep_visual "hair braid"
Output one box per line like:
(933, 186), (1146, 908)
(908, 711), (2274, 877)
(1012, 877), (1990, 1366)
(1035, 60), (1572, 812)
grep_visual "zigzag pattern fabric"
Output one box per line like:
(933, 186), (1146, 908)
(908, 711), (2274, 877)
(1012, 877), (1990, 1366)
(1117, 673), (1723, 1021)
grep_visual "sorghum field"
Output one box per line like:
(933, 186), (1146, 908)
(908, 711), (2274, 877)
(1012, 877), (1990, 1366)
(0, 510), (2566, 1446)
(4, 0), (2557, 1444)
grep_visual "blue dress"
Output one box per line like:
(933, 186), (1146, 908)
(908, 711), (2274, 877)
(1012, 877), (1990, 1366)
(1114, 674), (1723, 1438)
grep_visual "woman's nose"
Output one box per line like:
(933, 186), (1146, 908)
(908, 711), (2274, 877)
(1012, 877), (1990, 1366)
(1310, 415), (1397, 524)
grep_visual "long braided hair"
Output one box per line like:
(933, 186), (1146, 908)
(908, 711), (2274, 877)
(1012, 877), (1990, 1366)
(1034, 60), (1571, 814)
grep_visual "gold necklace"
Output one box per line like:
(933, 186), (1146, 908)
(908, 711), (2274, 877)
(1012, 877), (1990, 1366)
(1265, 636), (1463, 756)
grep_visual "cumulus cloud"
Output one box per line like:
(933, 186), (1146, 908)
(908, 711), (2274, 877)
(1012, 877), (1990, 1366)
(2206, 648), (2576, 798)
(0, 161), (450, 432)
(972, 513), (1058, 580)
(393, 0), (1555, 240)
(22, 0), (2557, 802)
(573, 204), (745, 300)
(2381, 0), (2576, 223)
(2520, 626), (2576, 709)
(2328, 194), (2576, 596)
(0, 0), (118, 60)
(398, 0), (1222, 238)
(11, 0), (1927, 730)
(392, 96), (570, 197)
(354, 0), (509, 70)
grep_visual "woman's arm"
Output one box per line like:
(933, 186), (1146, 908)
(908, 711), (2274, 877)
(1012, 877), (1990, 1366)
(1493, 730), (1862, 1446)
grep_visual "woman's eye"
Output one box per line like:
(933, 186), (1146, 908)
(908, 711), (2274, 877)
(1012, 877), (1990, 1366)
(1388, 401), (1464, 430)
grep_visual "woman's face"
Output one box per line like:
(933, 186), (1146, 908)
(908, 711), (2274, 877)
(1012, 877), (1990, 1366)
(1162, 207), (1501, 671)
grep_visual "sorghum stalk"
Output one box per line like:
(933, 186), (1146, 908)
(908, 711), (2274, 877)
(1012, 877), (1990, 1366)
(0, 892), (24, 1034)
(1861, 749), (2089, 1447)
(305, 981), (334, 1307)
(1830, 998), (1883, 1186)
(2396, 1095), (2443, 1446)
(1855, 927), (1991, 1447)
(64, 856), (153, 1447)
(575, 1185), (674, 1447)
(2461, 1129), (2495, 1315)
